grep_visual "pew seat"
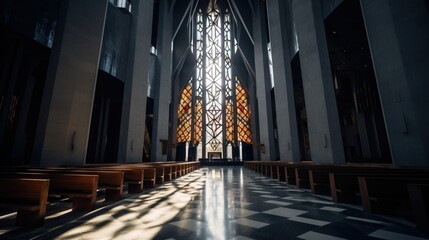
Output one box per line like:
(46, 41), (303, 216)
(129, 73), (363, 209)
(0, 172), (98, 211)
(0, 178), (49, 227)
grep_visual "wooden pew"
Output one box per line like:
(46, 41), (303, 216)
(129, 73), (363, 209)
(284, 165), (297, 185)
(175, 163), (183, 177)
(256, 162), (263, 175)
(176, 162), (191, 176)
(0, 172), (98, 211)
(191, 161), (198, 172)
(295, 167), (311, 189)
(244, 161), (258, 172)
(262, 162), (270, 177)
(46, 169), (124, 201)
(277, 162), (312, 186)
(254, 161), (270, 177)
(149, 162), (187, 180)
(2, 167), (124, 201)
(0, 178), (50, 227)
(277, 163), (287, 182)
(120, 165), (157, 188)
(329, 172), (378, 204)
(252, 162), (261, 174)
(267, 162), (280, 180)
(309, 169), (332, 194)
(142, 163), (167, 183)
(170, 164), (178, 179)
(408, 183), (429, 234)
(183, 162), (191, 174)
(101, 167), (145, 192)
(244, 161), (310, 185)
(81, 164), (148, 192)
(308, 165), (368, 195)
(358, 176), (429, 217)
(329, 170), (429, 204)
(161, 164), (173, 181)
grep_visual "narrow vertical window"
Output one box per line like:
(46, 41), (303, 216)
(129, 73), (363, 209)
(177, 1), (252, 160)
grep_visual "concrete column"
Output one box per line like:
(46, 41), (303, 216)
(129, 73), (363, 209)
(266, 0), (301, 162)
(151, 1), (173, 161)
(249, 76), (260, 160)
(168, 75), (180, 161)
(118, 0), (154, 163)
(360, 0), (429, 166)
(253, 1), (276, 161)
(0, 47), (23, 145)
(32, 0), (108, 167)
(293, 0), (345, 164)
(12, 60), (37, 159)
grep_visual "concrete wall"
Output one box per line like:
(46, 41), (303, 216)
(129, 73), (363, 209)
(151, 0), (173, 161)
(118, 0), (154, 163)
(285, 0), (344, 59)
(99, 3), (131, 81)
(361, 0), (429, 166)
(266, 0), (300, 162)
(253, 0), (276, 161)
(293, 0), (345, 164)
(33, 0), (108, 166)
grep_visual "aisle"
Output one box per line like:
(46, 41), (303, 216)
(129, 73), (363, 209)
(1, 166), (428, 240)
(155, 167), (428, 240)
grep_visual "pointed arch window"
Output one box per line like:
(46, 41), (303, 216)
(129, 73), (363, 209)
(176, 1), (252, 160)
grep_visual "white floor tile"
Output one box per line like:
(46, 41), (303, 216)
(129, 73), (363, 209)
(282, 196), (308, 202)
(252, 190), (271, 194)
(306, 199), (334, 205)
(232, 218), (269, 228)
(263, 207), (307, 218)
(230, 208), (259, 218)
(346, 216), (388, 225)
(240, 202), (253, 206)
(271, 186), (289, 189)
(259, 195), (280, 198)
(369, 230), (428, 240)
(184, 208), (201, 214)
(288, 216), (330, 226)
(284, 189), (305, 192)
(264, 200), (293, 206)
(282, 196), (334, 205)
(170, 219), (206, 232)
(231, 235), (255, 240)
(320, 206), (346, 212)
(298, 231), (347, 240)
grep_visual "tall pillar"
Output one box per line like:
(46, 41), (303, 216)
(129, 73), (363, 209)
(12, 60), (38, 159)
(151, 1), (173, 161)
(249, 75), (260, 160)
(360, 0), (429, 166)
(118, 0), (154, 163)
(293, 0), (345, 164)
(266, 0), (300, 162)
(168, 74), (180, 161)
(253, 1), (276, 161)
(32, 0), (108, 167)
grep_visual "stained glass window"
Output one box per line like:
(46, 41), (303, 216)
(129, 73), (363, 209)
(176, 1), (252, 159)
(194, 9), (204, 145)
(236, 79), (252, 144)
(177, 79), (192, 143)
(205, 4), (223, 152)
(224, 9), (234, 144)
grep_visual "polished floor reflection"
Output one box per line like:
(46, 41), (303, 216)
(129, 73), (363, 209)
(1, 166), (428, 240)
(155, 167), (429, 240)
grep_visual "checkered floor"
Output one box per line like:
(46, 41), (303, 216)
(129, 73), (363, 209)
(1, 166), (428, 240)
